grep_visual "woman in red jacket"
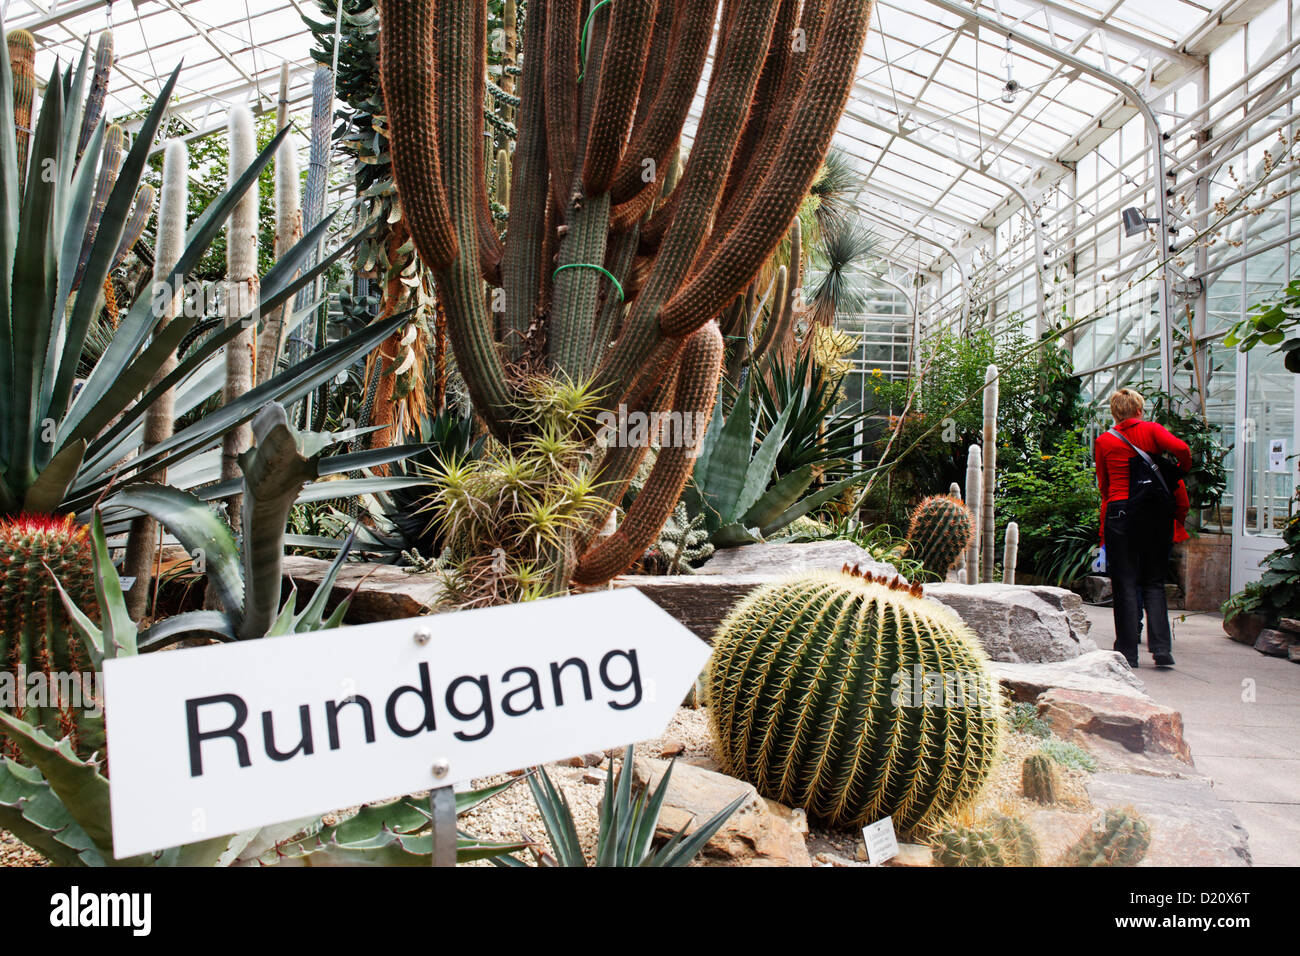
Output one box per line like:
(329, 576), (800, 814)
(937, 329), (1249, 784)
(1096, 388), (1192, 668)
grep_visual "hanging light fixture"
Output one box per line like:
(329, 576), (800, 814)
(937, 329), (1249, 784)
(1001, 34), (1020, 104)
(1122, 207), (1159, 237)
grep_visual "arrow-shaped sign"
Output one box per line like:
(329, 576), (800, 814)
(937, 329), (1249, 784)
(104, 589), (709, 858)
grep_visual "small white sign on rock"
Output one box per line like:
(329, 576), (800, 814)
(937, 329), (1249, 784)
(862, 817), (899, 866)
(104, 589), (710, 858)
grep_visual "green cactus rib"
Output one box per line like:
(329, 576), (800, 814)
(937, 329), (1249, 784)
(906, 494), (974, 578)
(706, 566), (1002, 830)
(500, 0), (549, 361)
(1063, 807), (1151, 867)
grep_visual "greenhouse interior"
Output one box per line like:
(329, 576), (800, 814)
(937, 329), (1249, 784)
(0, 0), (1294, 893)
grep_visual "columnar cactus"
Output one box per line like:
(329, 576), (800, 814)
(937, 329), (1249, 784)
(6, 29), (34, 194)
(123, 141), (187, 618)
(0, 515), (99, 761)
(257, 62), (304, 387)
(377, 0), (875, 588)
(706, 564), (1002, 830)
(222, 105), (260, 528)
(906, 494), (974, 579)
(964, 444), (982, 584)
(1062, 808), (1151, 867)
(75, 30), (114, 166)
(1022, 752), (1058, 803)
(1003, 520), (1019, 585)
(72, 123), (127, 293)
(982, 364), (999, 582)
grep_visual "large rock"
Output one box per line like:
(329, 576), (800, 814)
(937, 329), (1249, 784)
(1038, 688), (1193, 764)
(1223, 612), (1266, 645)
(626, 757), (812, 867)
(924, 583), (1095, 663)
(1085, 773), (1251, 866)
(698, 541), (900, 579)
(614, 574), (773, 641)
(281, 556), (444, 622)
(1254, 628), (1293, 657)
(993, 651), (1147, 703)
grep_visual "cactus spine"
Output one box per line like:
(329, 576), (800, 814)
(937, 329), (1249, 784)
(222, 106), (259, 530)
(1021, 752), (1058, 803)
(1062, 808), (1151, 867)
(1003, 521), (1019, 585)
(964, 444), (982, 584)
(258, 63), (304, 388)
(706, 564), (1002, 830)
(6, 29), (34, 195)
(123, 141), (187, 619)
(0, 515), (100, 762)
(930, 813), (1039, 867)
(377, 0), (873, 589)
(981, 364), (999, 582)
(907, 494), (974, 579)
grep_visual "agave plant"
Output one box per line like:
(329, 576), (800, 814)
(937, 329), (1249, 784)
(500, 746), (744, 868)
(752, 349), (873, 478)
(682, 384), (871, 547)
(0, 409), (527, 866)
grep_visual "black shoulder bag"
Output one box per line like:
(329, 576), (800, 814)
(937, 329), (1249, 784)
(1107, 427), (1185, 515)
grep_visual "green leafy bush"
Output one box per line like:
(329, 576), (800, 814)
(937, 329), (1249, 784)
(1037, 738), (1098, 773)
(1222, 497), (1300, 625)
(1007, 702), (1051, 739)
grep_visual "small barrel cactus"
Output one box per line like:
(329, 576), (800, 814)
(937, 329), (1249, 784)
(1063, 807), (1151, 867)
(1022, 752), (1059, 803)
(906, 494), (974, 578)
(706, 564), (1002, 831)
(0, 515), (100, 760)
(931, 813), (1038, 867)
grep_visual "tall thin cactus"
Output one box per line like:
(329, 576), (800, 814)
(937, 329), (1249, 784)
(72, 123), (126, 293)
(377, 0), (875, 588)
(6, 29), (34, 195)
(257, 62), (304, 387)
(981, 364), (999, 582)
(75, 30), (113, 166)
(123, 142), (186, 618)
(965, 443), (982, 585)
(1003, 520), (1019, 585)
(222, 106), (259, 530)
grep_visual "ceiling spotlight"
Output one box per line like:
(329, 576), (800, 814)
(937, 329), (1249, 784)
(1002, 34), (1019, 104)
(1122, 207), (1159, 237)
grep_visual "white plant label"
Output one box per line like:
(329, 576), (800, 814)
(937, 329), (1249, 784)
(862, 816), (899, 866)
(103, 589), (709, 858)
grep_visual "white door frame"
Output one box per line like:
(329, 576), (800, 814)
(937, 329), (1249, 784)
(1231, 347), (1300, 593)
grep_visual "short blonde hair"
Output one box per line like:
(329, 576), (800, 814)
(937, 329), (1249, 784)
(1109, 388), (1145, 422)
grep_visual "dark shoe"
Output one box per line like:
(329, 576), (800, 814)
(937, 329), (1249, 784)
(1123, 657), (1140, 669)
(1153, 654), (1175, 667)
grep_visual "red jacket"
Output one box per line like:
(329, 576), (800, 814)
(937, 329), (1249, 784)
(1095, 418), (1192, 545)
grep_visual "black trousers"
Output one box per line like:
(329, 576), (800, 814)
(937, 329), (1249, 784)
(1106, 499), (1173, 663)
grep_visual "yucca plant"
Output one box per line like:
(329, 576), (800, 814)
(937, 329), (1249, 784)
(500, 746), (744, 867)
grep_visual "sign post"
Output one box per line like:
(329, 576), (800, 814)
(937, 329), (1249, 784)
(103, 589), (710, 860)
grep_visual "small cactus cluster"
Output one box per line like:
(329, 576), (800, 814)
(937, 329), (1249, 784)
(930, 812), (1040, 867)
(643, 503), (714, 575)
(1022, 753), (1059, 803)
(1062, 807), (1151, 867)
(706, 564), (1001, 831)
(906, 494), (974, 578)
(0, 515), (100, 761)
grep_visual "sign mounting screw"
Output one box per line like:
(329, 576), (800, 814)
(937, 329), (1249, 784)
(431, 758), (450, 779)
(414, 626), (432, 646)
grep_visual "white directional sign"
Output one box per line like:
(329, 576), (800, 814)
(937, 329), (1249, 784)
(103, 589), (709, 858)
